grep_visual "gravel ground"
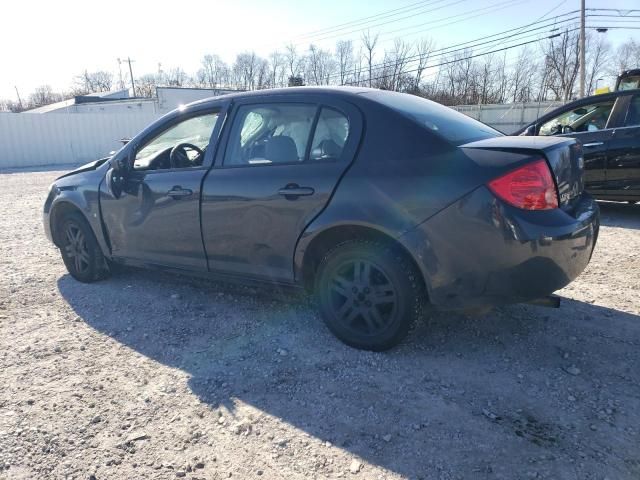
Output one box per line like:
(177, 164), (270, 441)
(1, 167), (639, 480)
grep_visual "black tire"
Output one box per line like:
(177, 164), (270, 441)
(58, 212), (110, 283)
(314, 240), (424, 351)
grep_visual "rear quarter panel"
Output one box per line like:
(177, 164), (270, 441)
(294, 99), (498, 277)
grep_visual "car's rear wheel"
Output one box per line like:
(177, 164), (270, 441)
(314, 240), (424, 351)
(58, 212), (109, 283)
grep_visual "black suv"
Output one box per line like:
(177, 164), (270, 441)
(517, 89), (640, 203)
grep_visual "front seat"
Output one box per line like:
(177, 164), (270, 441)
(265, 136), (298, 163)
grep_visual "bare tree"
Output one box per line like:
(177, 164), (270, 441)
(0, 99), (24, 112)
(268, 51), (286, 88)
(335, 40), (354, 85)
(510, 48), (538, 102)
(542, 29), (580, 101)
(233, 52), (267, 90)
(163, 67), (189, 87)
(73, 70), (114, 95)
(28, 85), (64, 107)
(135, 74), (161, 98)
(200, 54), (229, 88)
(413, 38), (435, 91)
(285, 43), (304, 80)
(610, 38), (640, 76)
(361, 30), (379, 87)
(306, 44), (336, 85)
(586, 33), (611, 94)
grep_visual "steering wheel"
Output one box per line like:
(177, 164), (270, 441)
(169, 143), (204, 168)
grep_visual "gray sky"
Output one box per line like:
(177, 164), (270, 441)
(1, 0), (637, 99)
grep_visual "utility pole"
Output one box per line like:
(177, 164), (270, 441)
(579, 0), (586, 97)
(126, 57), (136, 97)
(14, 86), (23, 110)
(117, 58), (125, 90)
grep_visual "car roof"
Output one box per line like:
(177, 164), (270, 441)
(185, 86), (387, 109)
(620, 69), (640, 77)
(560, 88), (640, 108)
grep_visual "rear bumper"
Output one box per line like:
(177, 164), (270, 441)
(401, 187), (599, 310)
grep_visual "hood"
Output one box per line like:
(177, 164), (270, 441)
(56, 157), (111, 180)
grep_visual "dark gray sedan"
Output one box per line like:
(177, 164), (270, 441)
(44, 87), (599, 350)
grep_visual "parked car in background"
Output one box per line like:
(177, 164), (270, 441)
(517, 89), (640, 204)
(44, 87), (598, 350)
(616, 69), (640, 91)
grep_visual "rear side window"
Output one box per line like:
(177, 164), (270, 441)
(363, 90), (501, 145)
(224, 104), (316, 166)
(309, 108), (350, 161)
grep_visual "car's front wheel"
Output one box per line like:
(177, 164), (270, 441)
(58, 212), (109, 283)
(314, 240), (424, 351)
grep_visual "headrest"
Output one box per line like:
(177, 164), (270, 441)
(265, 136), (298, 163)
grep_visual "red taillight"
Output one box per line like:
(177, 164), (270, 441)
(487, 159), (559, 210)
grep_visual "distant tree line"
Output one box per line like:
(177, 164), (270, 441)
(2, 32), (639, 112)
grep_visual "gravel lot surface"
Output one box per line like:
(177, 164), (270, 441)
(1, 167), (639, 480)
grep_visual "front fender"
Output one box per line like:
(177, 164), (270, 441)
(44, 168), (110, 257)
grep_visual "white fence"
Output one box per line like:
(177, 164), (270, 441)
(0, 112), (160, 169)
(452, 101), (564, 134)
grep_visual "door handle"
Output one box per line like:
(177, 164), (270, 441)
(278, 185), (315, 198)
(167, 186), (193, 199)
(583, 142), (604, 148)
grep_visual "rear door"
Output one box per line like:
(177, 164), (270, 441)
(605, 94), (640, 200)
(536, 98), (618, 194)
(201, 95), (362, 282)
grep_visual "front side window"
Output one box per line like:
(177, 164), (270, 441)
(539, 101), (614, 136)
(224, 104), (317, 166)
(134, 112), (219, 170)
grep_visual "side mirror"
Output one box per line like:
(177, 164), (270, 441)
(562, 125), (574, 134)
(111, 149), (134, 174)
(521, 125), (536, 136)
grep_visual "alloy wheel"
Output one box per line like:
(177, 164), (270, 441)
(63, 222), (91, 275)
(327, 259), (398, 336)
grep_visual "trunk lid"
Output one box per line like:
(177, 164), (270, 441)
(460, 136), (585, 208)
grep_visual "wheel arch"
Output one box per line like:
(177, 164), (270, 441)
(296, 223), (429, 298)
(49, 201), (90, 247)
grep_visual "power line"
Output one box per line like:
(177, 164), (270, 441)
(293, 0), (464, 41)
(327, 12), (580, 82)
(306, 0), (470, 43)
(331, 9), (635, 85)
(345, 20), (640, 87)
(344, 27), (580, 85)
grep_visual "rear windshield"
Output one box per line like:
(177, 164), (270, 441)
(363, 90), (502, 145)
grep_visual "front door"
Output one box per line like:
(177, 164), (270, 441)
(100, 108), (223, 270)
(201, 98), (362, 282)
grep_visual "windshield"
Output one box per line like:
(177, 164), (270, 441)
(362, 90), (502, 145)
(619, 76), (640, 91)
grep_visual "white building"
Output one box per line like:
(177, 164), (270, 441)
(25, 86), (241, 115)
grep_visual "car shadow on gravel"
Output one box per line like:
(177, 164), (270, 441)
(598, 201), (640, 230)
(57, 269), (640, 478)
